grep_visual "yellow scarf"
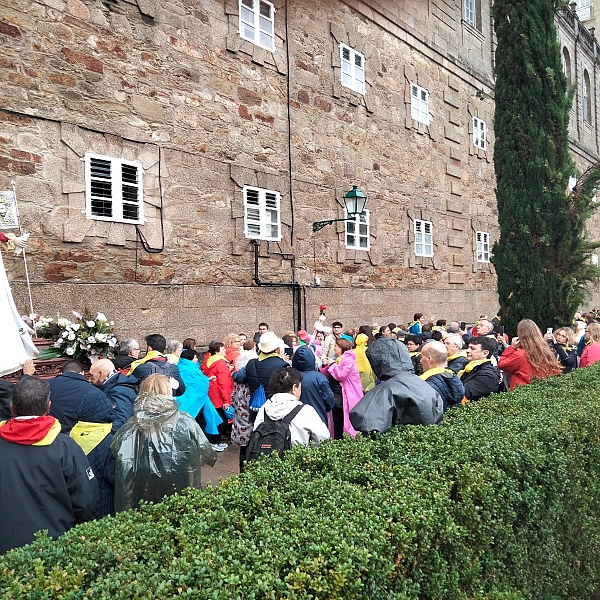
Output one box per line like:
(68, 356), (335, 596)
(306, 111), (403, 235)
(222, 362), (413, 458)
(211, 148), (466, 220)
(458, 359), (491, 379)
(448, 350), (468, 361)
(258, 351), (280, 362)
(420, 367), (453, 381)
(128, 350), (164, 375)
(206, 354), (227, 368)
(409, 351), (421, 358)
(70, 422), (112, 455)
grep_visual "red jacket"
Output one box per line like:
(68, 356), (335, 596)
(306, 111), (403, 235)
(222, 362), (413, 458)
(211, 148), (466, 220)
(580, 342), (600, 368)
(201, 355), (233, 409)
(498, 346), (558, 390)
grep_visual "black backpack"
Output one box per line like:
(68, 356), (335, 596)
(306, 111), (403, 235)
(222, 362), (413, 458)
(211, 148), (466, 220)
(146, 358), (172, 379)
(246, 404), (305, 461)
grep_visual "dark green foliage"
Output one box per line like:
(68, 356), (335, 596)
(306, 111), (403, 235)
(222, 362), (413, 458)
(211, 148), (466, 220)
(3, 365), (600, 598)
(492, 0), (599, 335)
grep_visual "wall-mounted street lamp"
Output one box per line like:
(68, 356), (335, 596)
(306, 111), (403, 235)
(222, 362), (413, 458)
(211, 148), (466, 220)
(312, 186), (368, 232)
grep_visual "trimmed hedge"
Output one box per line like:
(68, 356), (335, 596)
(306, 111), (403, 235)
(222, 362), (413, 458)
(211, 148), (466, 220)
(2, 366), (600, 599)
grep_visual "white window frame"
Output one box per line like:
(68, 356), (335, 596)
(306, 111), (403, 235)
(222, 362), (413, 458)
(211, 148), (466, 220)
(464, 0), (476, 27)
(592, 253), (599, 267)
(243, 185), (281, 242)
(576, 0), (591, 21)
(473, 116), (487, 150)
(84, 153), (144, 225)
(476, 231), (490, 263)
(410, 83), (430, 125)
(340, 43), (365, 95)
(345, 209), (370, 251)
(238, 0), (275, 52)
(414, 219), (433, 257)
(568, 176), (577, 193)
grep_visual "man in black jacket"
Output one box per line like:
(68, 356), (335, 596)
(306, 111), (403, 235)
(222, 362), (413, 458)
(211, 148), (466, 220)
(48, 360), (112, 433)
(0, 376), (96, 554)
(128, 334), (186, 396)
(89, 358), (138, 431)
(459, 337), (500, 401)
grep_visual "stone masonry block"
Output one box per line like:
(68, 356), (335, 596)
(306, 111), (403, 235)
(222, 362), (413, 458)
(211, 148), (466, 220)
(448, 235), (466, 248)
(453, 253), (466, 266)
(449, 272), (466, 284)
(451, 181), (462, 196)
(61, 123), (87, 157)
(452, 218), (464, 230)
(446, 163), (462, 179)
(446, 198), (462, 213)
(443, 90), (460, 109)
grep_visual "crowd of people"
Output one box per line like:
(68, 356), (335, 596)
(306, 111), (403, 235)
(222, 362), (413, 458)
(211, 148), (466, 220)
(1, 310), (599, 555)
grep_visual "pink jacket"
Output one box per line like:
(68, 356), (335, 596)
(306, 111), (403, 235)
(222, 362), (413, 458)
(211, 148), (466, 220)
(321, 350), (363, 438)
(580, 342), (600, 368)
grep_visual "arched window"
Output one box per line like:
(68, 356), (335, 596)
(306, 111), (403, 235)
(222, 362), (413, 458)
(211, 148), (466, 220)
(583, 69), (592, 123)
(562, 47), (572, 85)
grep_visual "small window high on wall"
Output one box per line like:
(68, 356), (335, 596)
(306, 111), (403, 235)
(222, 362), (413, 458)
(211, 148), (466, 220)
(85, 153), (144, 224)
(414, 219), (433, 257)
(239, 0), (275, 52)
(562, 47), (572, 85)
(243, 185), (281, 241)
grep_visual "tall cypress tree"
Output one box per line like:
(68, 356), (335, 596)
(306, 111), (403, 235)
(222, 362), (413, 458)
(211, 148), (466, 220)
(492, 0), (599, 335)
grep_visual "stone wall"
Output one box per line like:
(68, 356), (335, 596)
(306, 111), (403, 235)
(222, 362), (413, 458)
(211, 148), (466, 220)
(0, 0), (598, 341)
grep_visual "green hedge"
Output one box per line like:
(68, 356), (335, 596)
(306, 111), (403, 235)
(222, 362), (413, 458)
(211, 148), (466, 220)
(3, 365), (600, 599)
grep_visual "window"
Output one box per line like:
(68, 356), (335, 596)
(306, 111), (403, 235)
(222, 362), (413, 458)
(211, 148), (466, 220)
(575, 0), (591, 21)
(238, 0), (275, 52)
(345, 210), (370, 250)
(476, 231), (490, 263)
(414, 219), (433, 257)
(583, 70), (592, 123)
(410, 83), (430, 125)
(562, 47), (572, 86)
(340, 44), (365, 95)
(84, 153), (143, 224)
(592, 253), (599, 267)
(568, 175), (577, 192)
(243, 185), (281, 241)
(473, 117), (487, 149)
(464, 0), (476, 27)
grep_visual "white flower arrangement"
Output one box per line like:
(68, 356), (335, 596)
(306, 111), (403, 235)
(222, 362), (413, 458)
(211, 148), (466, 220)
(36, 310), (119, 363)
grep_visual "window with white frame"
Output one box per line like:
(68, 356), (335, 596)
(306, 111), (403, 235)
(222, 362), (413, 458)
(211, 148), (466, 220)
(464, 0), (476, 27)
(340, 43), (365, 95)
(575, 0), (591, 21)
(345, 210), (370, 251)
(476, 231), (490, 262)
(414, 219), (433, 257)
(568, 175), (577, 192)
(84, 153), (143, 224)
(410, 83), (430, 125)
(238, 0), (275, 52)
(473, 116), (487, 149)
(592, 253), (599, 267)
(243, 185), (281, 241)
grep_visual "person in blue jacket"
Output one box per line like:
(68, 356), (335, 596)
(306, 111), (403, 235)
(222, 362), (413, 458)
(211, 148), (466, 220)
(291, 345), (335, 424)
(177, 349), (222, 438)
(419, 341), (465, 411)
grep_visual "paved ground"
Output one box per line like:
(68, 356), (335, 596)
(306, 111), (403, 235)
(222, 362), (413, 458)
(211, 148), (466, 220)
(202, 442), (240, 489)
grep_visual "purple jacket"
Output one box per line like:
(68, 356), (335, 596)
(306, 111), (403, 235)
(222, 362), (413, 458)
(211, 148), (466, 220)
(321, 350), (363, 438)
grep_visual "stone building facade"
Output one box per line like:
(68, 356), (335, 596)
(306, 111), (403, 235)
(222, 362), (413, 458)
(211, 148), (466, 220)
(0, 0), (598, 342)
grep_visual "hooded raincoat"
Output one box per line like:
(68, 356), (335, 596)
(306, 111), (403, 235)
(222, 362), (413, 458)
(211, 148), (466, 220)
(291, 346), (334, 424)
(349, 338), (444, 433)
(354, 333), (376, 392)
(111, 392), (216, 512)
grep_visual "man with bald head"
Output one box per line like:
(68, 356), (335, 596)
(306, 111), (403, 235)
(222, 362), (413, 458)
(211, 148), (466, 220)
(419, 341), (465, 411)
(89, 359), (138, 431)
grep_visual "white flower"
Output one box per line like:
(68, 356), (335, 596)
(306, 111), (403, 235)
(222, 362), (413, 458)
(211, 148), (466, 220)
(95, 333), (107, 342)
(96, 313), (107, 322)
(65, 347), (74, 356)
(68, 333), (76, 341)
(58, 318), (70, 327)
(71, 324), (80, 331)
(86, 320), (95, 328)
(87, 336), (96, 344)
(62, 331), (68, 338)
(109, 321), (114, 326)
